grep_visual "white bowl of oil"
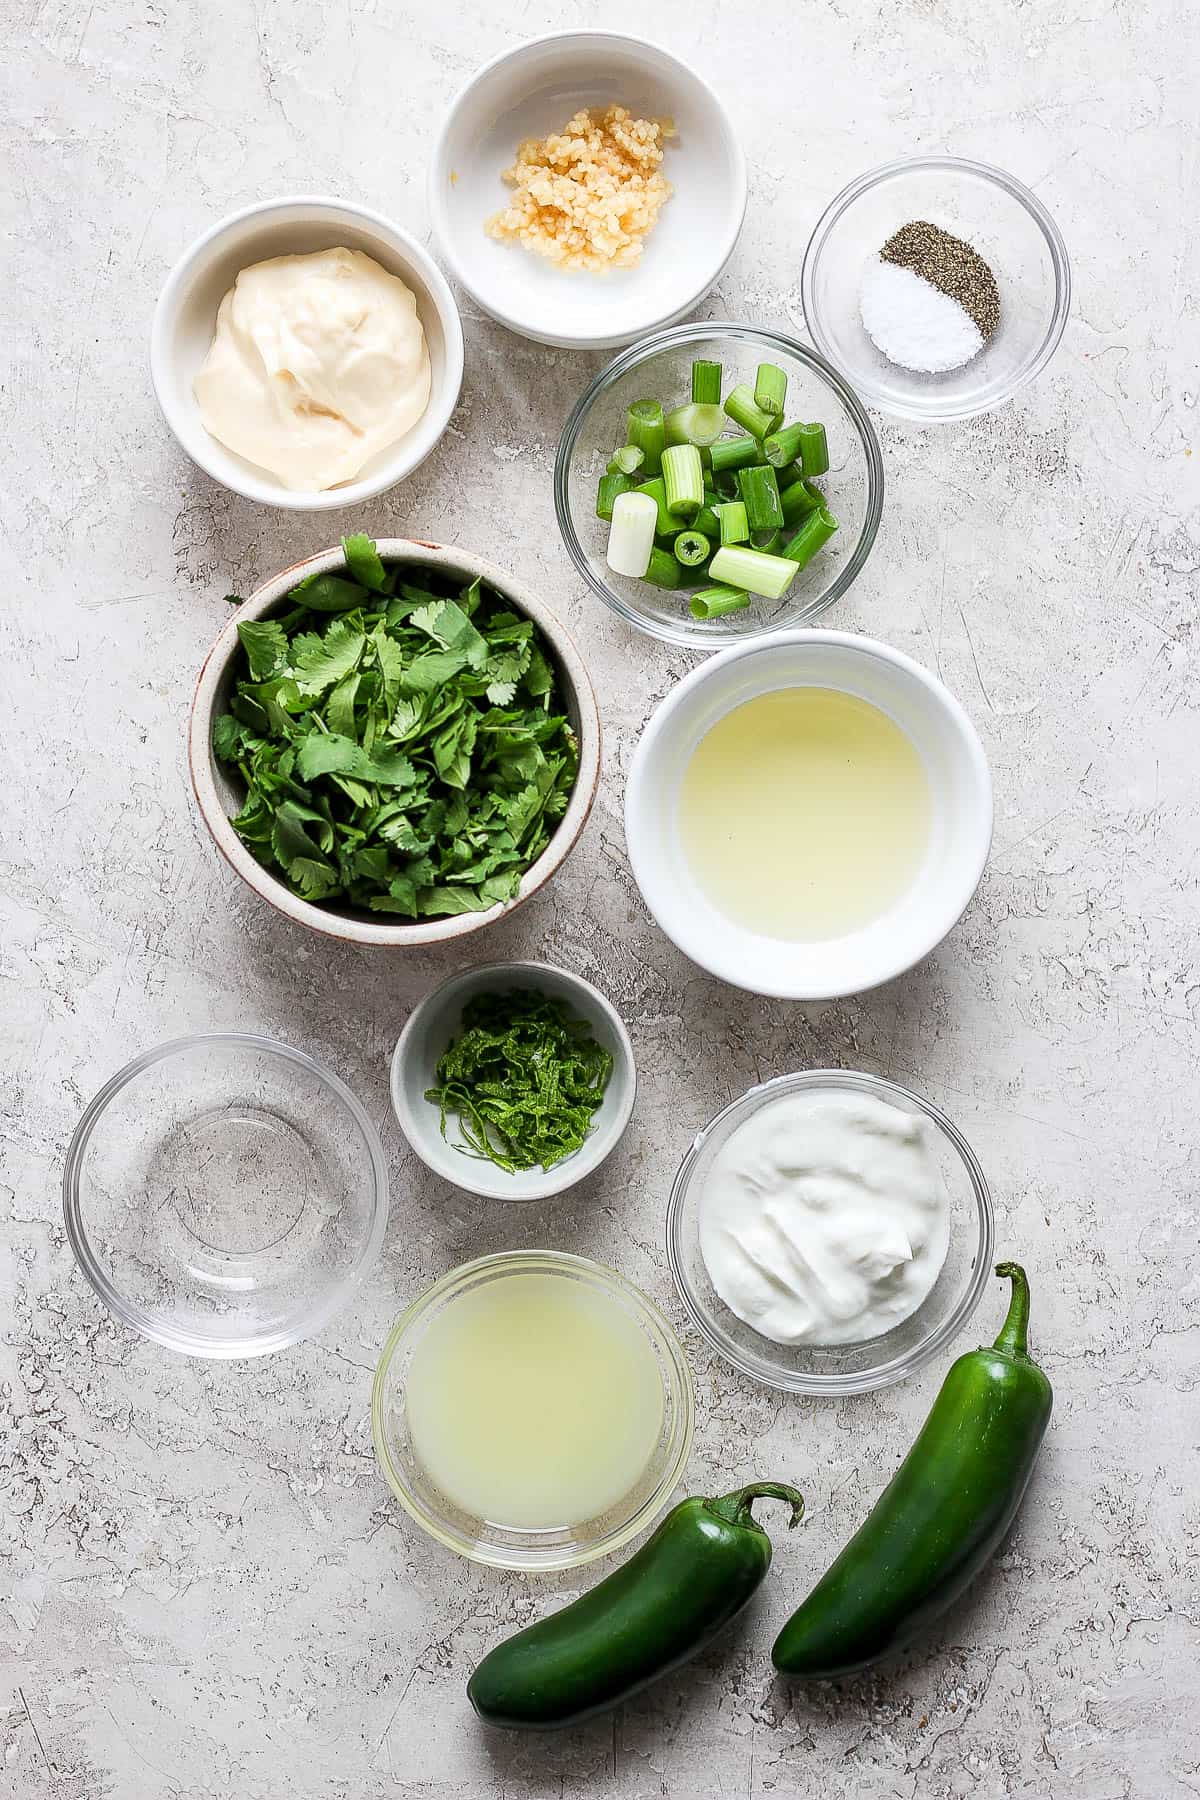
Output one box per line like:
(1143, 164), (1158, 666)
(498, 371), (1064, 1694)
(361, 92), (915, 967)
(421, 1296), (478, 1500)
(624, 631), (992, 1000)
(371, 1251), (694, 1570)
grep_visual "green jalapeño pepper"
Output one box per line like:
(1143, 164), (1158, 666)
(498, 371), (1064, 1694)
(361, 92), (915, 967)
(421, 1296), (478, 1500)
(773, 1263), (1052, 1680)
(469, 1481), (805, 1729)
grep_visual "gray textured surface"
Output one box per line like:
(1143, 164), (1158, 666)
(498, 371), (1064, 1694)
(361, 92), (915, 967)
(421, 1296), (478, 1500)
(3, 2), (1198, 1795)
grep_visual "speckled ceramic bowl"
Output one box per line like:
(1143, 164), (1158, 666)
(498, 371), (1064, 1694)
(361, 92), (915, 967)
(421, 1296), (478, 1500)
(188, 540), (601, 947)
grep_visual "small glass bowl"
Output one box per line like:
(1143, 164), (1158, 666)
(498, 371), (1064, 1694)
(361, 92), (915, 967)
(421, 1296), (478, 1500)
(63, 1034), (389, 1359)
(372, 1250), (695, 1570)
(666, 1070), (993, 1395)
(801, 155), (1071, 423)
(554, 322), (883, 650)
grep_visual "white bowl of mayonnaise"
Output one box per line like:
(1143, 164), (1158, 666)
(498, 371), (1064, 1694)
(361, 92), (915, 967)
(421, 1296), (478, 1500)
(667, 1069), (994, 1395)
(151, 196), (464, 510)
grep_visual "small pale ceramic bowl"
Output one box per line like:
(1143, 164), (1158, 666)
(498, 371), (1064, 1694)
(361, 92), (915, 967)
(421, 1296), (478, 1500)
(391, 961), (636, 1201)
(150, 196), (464, 509)
(625, 631), (992, 999)
(430, 32), (747, 349)
(189, 542), (601, 948)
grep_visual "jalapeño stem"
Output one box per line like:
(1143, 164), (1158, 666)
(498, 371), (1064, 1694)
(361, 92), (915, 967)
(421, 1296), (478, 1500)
(708, 1482), (806, 1531)
(992, 1262), (1032, 1358)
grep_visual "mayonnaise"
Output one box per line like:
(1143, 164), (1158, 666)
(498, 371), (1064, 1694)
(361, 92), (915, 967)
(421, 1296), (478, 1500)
(699, 1089), (949, 1346)
(193, 247), (431, 491)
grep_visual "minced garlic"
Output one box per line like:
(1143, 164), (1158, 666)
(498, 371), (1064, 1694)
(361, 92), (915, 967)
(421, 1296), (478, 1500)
(485, 104), (674, 274)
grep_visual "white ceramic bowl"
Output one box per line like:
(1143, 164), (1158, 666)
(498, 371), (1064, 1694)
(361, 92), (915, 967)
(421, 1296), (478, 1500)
(625, 632), (993, 999)
(151, 196), (464, 509)
(390, 961), (636, 1201)
(430, 32), (746, 350)
(189, 542), (601, 948)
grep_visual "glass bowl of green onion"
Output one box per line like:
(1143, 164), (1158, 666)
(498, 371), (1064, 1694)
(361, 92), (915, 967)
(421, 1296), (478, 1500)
(554, 322), (883, 649)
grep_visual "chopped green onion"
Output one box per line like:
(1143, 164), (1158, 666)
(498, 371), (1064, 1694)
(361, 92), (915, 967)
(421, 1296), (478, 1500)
(691, 359), (723, 405)
(753, 528), (783, 556)
(715, 500), (749, 545)
(723, 383), (776, 439)
(627, 400), (666, 475)
(662, 443), (704, 519)
(673, 529), (711, 568)
(780, 478), (824, 526)
(642, 546), (684, 589)
(689, 585), (752, 620)
(736, 463), (784, 532)
(782, 506), (838, 570)
(692, 503), (721, 539)
(763, 422), (807, 469)
(797, 422), (830, 477)
(665, 403), (726, 448)
(606, 489), (658, 578)
(608, 444), (646, 476)
(635, 476), (674, 535)
(709, 434), (765, 475)
(596, 471), (634, 520)
(708, 544), (798, 600)
(754, 363), (787, 426)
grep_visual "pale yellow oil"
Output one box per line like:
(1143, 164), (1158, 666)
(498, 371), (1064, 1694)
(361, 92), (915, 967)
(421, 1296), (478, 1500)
(405, 1273), (665, 1531)
(678, 687), (931, 941)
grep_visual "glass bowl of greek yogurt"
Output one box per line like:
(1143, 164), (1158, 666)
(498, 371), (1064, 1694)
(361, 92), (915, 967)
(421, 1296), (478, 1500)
(666, 1069), (993, 1395)
(799, 156), (1070, 423)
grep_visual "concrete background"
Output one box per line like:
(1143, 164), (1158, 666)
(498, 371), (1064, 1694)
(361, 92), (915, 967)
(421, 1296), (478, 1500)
(3, 2), (1198, 1795)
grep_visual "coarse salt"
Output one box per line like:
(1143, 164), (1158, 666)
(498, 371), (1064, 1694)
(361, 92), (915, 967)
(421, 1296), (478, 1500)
(859, 257), (984, 374)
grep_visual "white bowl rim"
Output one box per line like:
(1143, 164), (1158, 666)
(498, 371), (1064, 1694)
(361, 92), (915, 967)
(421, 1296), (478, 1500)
(62, 1031), (390, 1360)
(188, 539), (602, 946)
(149, 193), (465, 510)
(800, 153), (1072, 424)
(390, 959), (637, 1200)
(553, 320), (885, 648)
(428, 29), (749, 350)
(624, 628), (993, 998)
(666, 1066), (995, 1395)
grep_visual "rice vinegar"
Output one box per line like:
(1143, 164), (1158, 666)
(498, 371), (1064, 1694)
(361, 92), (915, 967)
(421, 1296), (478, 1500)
(678, 687), (931, 941)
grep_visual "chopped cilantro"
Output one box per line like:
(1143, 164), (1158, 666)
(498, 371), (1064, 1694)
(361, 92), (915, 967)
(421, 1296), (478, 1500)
(213, 538), (579, 919)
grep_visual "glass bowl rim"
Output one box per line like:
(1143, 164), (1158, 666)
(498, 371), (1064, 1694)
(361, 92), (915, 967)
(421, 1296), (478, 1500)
(666, 1067), (995, 1395)
(62, 1030), (390, 1360)
(800, 153), (1072, 423)
(371, 1247), (696, 1570)
(553, 321), (885, 649)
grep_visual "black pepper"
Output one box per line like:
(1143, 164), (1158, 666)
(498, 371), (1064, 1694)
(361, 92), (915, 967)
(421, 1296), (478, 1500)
(880, 221), (1000, 341)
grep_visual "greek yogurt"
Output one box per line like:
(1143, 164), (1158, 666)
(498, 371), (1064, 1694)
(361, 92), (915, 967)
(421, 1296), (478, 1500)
(698, 1088), (949, 1346)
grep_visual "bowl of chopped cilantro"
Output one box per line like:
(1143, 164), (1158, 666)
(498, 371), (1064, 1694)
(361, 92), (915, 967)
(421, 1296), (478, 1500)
(190, 536), (600, 944)
(391, 961), (636, 1200)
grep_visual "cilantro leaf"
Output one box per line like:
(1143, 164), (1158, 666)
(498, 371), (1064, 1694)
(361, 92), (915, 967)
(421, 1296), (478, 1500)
(341, 533), (388, 592)
(237, 619), (288, 681)
(410, 600), (489, 670)
(291, 618), (364, 696)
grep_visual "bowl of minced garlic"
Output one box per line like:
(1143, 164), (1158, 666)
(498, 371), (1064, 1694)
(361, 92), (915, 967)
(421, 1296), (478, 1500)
(430, 31), (748, 349)
(486, 105), (675, 275)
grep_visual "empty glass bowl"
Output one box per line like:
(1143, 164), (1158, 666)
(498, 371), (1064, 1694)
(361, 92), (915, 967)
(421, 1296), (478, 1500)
(554, 322), (883, 649)
(63, 1034), (389, 1358)
(800, 155), (1071, 423)
(372, 1250), (695, 1570)
(667, 1069), (993, 1395)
